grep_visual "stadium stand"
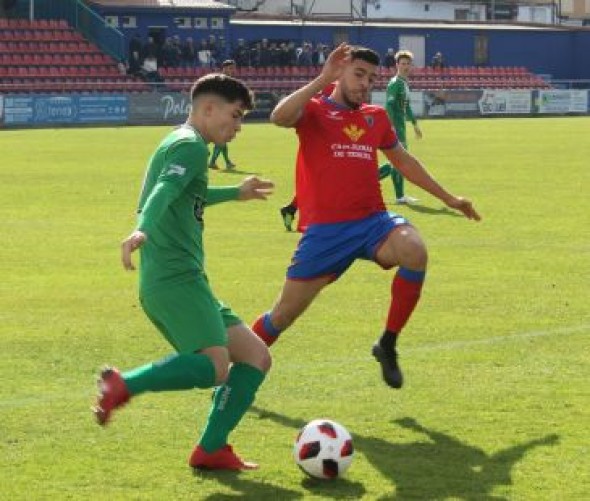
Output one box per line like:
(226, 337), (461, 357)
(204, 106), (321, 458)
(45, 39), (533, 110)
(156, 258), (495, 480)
(160, 63), (551, 94)
(0, 17), (551, 95)
(0, 18), (150, 93)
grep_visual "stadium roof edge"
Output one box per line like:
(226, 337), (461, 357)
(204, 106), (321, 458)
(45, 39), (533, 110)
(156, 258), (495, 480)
(88, 0), (234, 10)
(231, 17), (587, 32)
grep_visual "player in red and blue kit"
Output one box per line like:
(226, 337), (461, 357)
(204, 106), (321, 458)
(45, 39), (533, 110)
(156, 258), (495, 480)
(253, 44), (481, 389)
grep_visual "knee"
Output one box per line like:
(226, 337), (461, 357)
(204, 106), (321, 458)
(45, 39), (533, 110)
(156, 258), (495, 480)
(203, 348), (230, 385)
(244, 339), (273, 373)
(262, 349), (272, 373)
(399, 238), (428, 270)
(212, 359), (229, 385)
(254, 348), (272, 373)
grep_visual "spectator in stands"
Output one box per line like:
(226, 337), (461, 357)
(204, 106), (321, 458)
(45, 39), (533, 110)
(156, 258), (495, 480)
(232, 38), (250, 67)
(129, 33), (142, 62)
(128, 49), (142, 76)
(117, 61), (128, 75)
(249, 42), (261, 67)
(208, 60), (238, 171)
(142, 36), (158, 61)
(170, 35), (183, 67)
(297, 42), (313, 67)
(197, 39), (212, 68)
(208, 35), (220, 68)
(312, 43), (325, 66)
(161, 37), (177, 68)
(181, 37), (196, 68)
(286, 41), (298, 66)
(278, 42), (294, 67)
(384, 48), (396, 69)
(258, 38), (273, 67)
(321, 44), (331, 65)
(218, 36), (228, 63)
(431, 51), (445, 70)
(269, 41), (281, 67)
(140, 54), (164, 88)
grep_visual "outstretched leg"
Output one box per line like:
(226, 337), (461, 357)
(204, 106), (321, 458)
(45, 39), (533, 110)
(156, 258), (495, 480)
(251, 276), (332, 346)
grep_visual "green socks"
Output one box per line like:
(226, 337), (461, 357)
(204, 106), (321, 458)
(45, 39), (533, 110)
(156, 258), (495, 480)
(379, 163), (404, 198)
(378, 163), (393, 180)
(220, 144), (230, 163)
(199, 363), (266, 453)
(391, 167), (405, 199)
(209, 145), (230, 167)
(209, 145), (221, 166)
(122, 353), (216, 395)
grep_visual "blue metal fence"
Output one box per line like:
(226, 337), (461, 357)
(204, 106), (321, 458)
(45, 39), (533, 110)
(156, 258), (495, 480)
(16, 0), (125, 61)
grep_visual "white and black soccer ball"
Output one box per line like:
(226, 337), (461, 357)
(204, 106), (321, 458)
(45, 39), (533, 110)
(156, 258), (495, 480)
(293, 419), (354, 479)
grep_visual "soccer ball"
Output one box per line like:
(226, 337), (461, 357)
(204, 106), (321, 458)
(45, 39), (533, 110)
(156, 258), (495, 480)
(293, 419), (354, 479)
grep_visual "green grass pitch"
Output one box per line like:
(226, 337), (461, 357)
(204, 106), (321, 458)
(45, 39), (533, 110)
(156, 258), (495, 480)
(1, 117), (589, 499)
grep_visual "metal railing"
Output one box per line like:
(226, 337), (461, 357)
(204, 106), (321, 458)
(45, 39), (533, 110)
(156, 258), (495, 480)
(23, 0), (125, 61)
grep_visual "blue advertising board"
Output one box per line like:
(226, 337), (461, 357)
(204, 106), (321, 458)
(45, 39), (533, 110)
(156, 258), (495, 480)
(2, 95), (128, 125)
(78, 95), (128, 123)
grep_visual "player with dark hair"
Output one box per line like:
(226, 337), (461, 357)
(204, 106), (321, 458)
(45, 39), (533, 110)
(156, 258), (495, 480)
(209, 60), (238, 170)
(95, 73), (274, 471)
(252, 44), (480, 389)
(279, 82), (392, 232)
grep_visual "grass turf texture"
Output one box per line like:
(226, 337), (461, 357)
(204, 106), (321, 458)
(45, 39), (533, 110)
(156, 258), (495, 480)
(1, 117), (588, 499)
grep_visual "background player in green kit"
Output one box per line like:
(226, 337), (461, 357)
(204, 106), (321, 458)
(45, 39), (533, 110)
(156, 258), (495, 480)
(208, 60), (237, 170)
(383, 50), (423, 205)
(94, 74), (274, 471)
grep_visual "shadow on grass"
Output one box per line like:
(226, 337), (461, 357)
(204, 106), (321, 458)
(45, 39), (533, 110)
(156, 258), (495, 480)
(211, 167), (261, 176)
(250, 407), (559, 500)
(403, 203), (464, 218)
(194, 469), (302, 500)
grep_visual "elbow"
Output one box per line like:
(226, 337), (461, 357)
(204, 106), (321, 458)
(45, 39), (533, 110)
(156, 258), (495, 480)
(270, 110), (292, 128)
(269, 109), (281, 125)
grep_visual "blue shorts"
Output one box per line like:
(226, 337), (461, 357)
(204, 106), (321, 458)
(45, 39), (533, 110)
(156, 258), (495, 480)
(287, 211), (410, 281)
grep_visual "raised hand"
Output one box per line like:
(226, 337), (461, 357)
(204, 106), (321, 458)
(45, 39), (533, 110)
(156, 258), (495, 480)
(319, 43), (352, 84)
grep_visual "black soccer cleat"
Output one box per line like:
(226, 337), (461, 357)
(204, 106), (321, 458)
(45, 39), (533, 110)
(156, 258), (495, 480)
(279, 205), (297, 232)
(372, 343), (404, 389)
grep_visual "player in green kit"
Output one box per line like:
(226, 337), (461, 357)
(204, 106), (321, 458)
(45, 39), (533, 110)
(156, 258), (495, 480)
(94, 74), (274, 471)
(383, 50), (423, 205)
(209, 60), (237, 170)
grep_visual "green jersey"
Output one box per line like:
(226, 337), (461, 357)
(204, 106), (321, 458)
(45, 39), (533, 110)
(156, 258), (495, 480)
(385, 75), (416, 141)
(136, 125), (238, 295)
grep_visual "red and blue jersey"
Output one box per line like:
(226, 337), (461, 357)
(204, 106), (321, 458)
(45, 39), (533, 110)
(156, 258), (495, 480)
(295, 96), (398, 225)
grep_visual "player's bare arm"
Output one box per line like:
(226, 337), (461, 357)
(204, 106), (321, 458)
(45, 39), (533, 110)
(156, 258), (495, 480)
(121, 230), (147, 271)
(270, 43), (351, 128)
(383, 144), (481, 221)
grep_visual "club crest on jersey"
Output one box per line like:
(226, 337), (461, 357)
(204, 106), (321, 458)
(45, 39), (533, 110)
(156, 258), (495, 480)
(363, 114), (375, 127)
(342, 124), (366, 142)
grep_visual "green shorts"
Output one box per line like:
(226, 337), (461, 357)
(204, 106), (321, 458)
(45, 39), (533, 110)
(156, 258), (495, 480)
(140, 276), (242, 354)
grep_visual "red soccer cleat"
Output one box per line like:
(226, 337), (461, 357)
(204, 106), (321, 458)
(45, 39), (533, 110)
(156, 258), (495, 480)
(93, 366), (130, 426)
(189, 445), (259, 471)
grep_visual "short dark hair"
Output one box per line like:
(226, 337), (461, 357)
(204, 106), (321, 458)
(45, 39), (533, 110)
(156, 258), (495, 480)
(221, 59), (236, 68)
(350, 46), (380, 66)
(190, 73), (254, 111)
